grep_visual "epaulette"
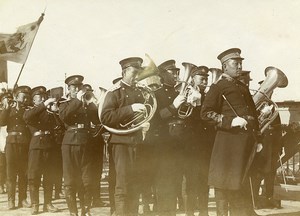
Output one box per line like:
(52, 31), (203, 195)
(108, 81), (121, 92)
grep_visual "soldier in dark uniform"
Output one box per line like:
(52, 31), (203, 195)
(59, 75), (98, 216)
(100, 57), (147, 216)
(252, 81), (283, 209)
(0, 86), (31, 210)
(81, 84), (107, 208)
(23, 86), (59, 214)
(201, 48), (262, 216)
(183, 66), (216, 216)
(47, 97), (66, 200)
(150, 60), (186, 216)
(0, 91), (9, 194)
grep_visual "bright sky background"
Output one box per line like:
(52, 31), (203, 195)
(0, 0), (300, 102)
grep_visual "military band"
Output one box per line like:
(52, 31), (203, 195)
(0, 49), (289, 216)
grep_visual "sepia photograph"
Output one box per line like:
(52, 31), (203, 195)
(0, 0), (300, 215)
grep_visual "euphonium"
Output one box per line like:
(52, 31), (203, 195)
(177, 62), (198, 119)
(252, 66), (288, 133)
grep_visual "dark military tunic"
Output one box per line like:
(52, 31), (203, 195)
(59, 97), (98, 210)
(23, 103), (57, 205)
(201, 74), (260, 190)
(0, 105), (30, 203)
(101, 81), (144, 215)
(149, 84), (184, 215)
(183, 90), (216, 215)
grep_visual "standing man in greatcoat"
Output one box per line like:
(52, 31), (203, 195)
(201, 48), (262, 216)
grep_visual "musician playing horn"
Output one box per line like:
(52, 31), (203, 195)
(252, 80), (283, 209)
(150, 60), (186, 215)
(201, 48), (262, 216)
(183, 66), (216, 216)
(23, 86), (59, 214)
(59, 75), (98, 216)
(0, 86), (31, 210)
(100, 57), (147, 216)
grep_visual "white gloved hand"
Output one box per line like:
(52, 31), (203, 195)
(131, 103), (146, 113)
(173, 94), (186, 109)
(141, 122), (150, 141)
(44, 98), (57, 107)
(231, 116), (248, 130)
(76, 90), (85, 100)
(256, 143), (263, 152)
(261, 104), (274, 116)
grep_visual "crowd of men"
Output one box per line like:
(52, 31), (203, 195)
(0, 47), (285, 216)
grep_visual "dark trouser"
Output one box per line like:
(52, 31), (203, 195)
(91, 141), (104, 203)
(0, 152), (6, 186)
(135, 144), (156, 212)
(108, 144), (116, 215)
(112, 143), (140, 216)
(52, 145), (63, 197)
(28, 148), (55, 206)
(62, 144), (93, 214)
(215, 183), (254, 216)
(5, 142), (28, 203)
(155, 142), (183, 216)
(183, 148), (211, 215)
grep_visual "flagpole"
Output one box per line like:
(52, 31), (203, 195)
(13, 13), (45, 90)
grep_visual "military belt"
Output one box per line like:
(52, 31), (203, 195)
(33, 130), (51, 136)
(68, 124), (88, 131)
(8, 131), (23, 136)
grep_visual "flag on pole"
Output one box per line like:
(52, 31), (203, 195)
(0, 14), (44, 64)
(0, 60), (7, 82)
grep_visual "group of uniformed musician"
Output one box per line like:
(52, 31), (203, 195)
(0, 48), (284, 216)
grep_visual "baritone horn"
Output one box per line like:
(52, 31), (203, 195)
(98, 54), (159, 135)
(177, 62), (198, 119)
(252, 66), (288, 133)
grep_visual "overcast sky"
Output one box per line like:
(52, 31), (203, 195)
(0, 0), (300, 102)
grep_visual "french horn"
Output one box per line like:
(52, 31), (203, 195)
(98, 54), (159, 135)
(252, 66), (288, 133)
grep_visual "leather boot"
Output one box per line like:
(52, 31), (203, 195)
(44, 185), (59, 212)
(29, 185), (39, 214)
(7, 181), (16, 210)
(216, 200), (228, 216)
(198, 194), (209, 216)
(31, 204), (39, 215)
(65, 186), (78, 215)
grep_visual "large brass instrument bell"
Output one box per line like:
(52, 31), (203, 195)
(177, 62), (198, 119)
(252, 66), (288, 133)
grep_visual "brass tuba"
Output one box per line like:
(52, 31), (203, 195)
(177, 62), (198, 119)
(98, 54), (159, 135)
(209, 68), (223, 84)
(252, 66), (288, 133)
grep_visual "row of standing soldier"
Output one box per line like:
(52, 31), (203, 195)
(101, 48), (284, 216)
(0, 47), (284, 216)
(0, 79), (106, 216)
